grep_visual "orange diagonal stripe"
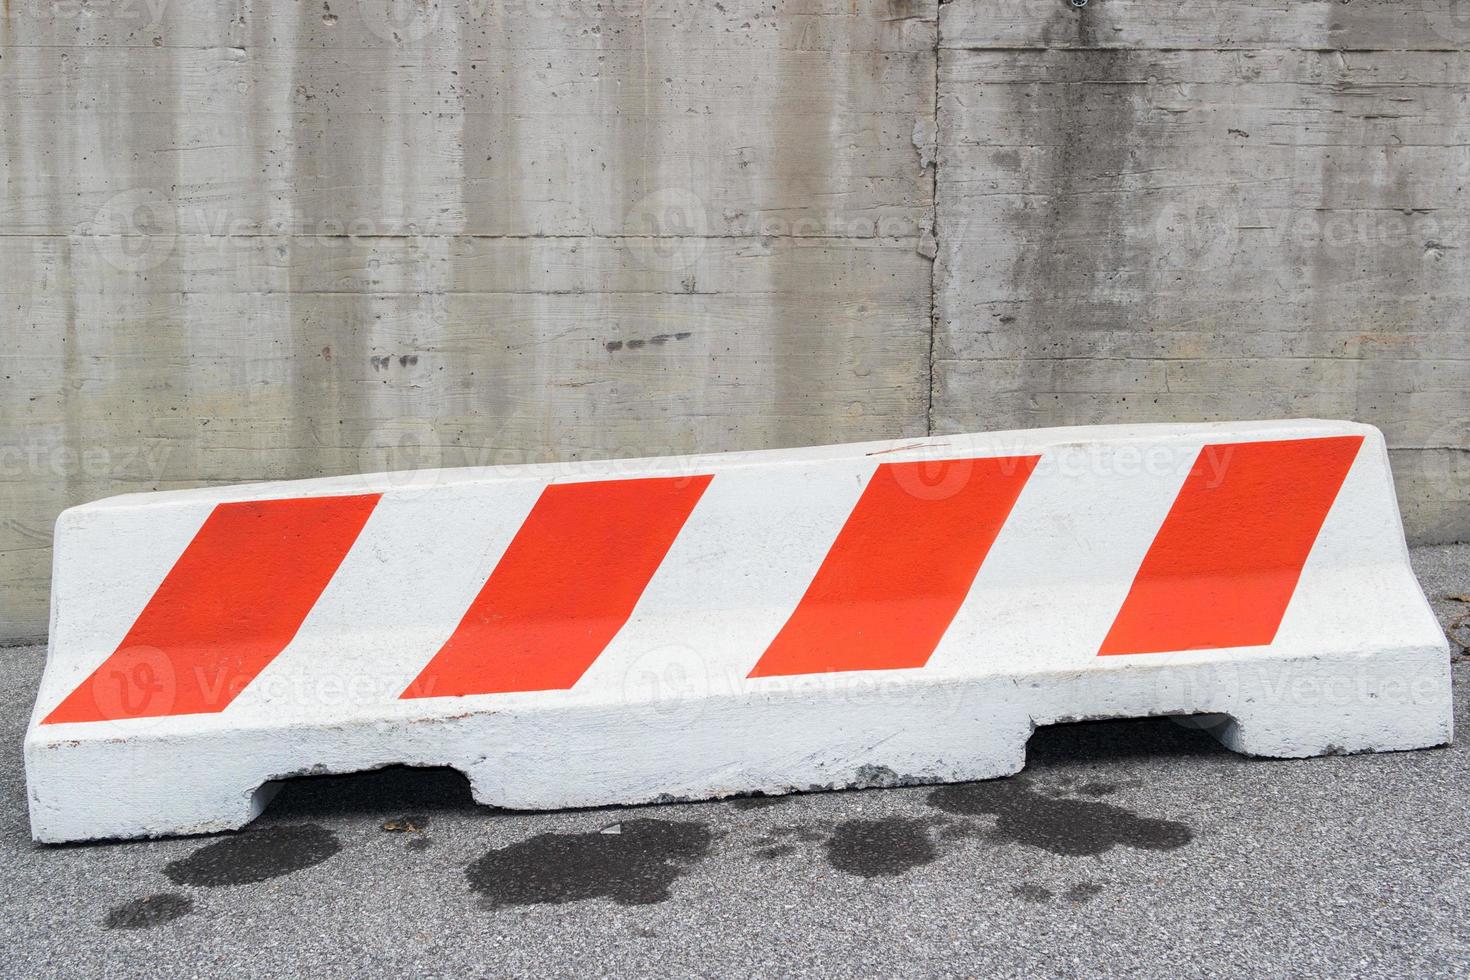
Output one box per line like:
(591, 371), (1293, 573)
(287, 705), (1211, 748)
(43, 494), (380, 724)
(402, 474), (712, 699)
(748, 455), (1039, 678)
(1098, 435), (1363, 656)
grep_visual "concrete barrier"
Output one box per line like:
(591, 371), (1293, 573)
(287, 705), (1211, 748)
(25, 419), (1452, 842)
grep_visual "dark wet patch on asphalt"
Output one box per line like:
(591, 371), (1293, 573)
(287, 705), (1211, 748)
(824, 817), (937, 878)
(927, 777), (1193, 856)
(1011, 883), (1053, 903)
(1075, 781), (1119, 797)
(1010, 881), (1105, 904)
(1044, 776), (1142, 798)
(104, 893), (194, 929)
(936, 820), (981, 841)
(1064, 882), (1104, 902)
(164, 824), (342, 887)
(466, 818), (712, 907)
(406, 837), (434, 851)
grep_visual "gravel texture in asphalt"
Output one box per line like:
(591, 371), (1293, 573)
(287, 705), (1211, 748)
(2, 545), (1467, 978)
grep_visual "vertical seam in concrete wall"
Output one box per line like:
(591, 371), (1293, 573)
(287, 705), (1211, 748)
(926, 3), (944, 437)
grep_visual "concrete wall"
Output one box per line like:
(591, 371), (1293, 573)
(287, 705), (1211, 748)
(2, 0), (1466, 642)
(935, 0), (1470, 549)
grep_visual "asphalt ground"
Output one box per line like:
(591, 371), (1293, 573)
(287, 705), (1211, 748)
(2, 545), (1468, 978)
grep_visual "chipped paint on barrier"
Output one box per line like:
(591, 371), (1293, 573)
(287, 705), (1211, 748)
(23, 420), (1453, 842)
